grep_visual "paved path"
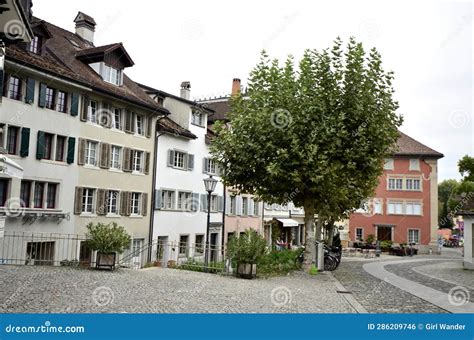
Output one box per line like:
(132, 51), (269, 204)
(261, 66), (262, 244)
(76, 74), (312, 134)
(0, 265), (356, 313)
(363, 259), (474, 313)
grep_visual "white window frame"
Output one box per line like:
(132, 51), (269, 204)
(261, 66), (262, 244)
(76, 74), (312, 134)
(85, 141), (98, 166)
(388, 177), (403, 190)
(253, 201), (259, 216)
(406, 178), (422, 191)
(210, 194), (218, 212)
(110, 145), (122, 170)
(191, 110), (204, 127)
(112, 108), (122, 130)
(87, 101), (98, 124)
(408, 229), (420, 244)
(387, 201), (404, 215)
(383, 158), (394, 170)
(161, 190), (175, 210)
(229, 196), (236, 215)
(132, 150), (144, 173)
(173, 151), (186, 169)
(107, 190), (119, 215)
(177, 191), (191, 211)
(374, 199), (383, 215)
(135, 114), (145, 136)
(102, 64), (122, 86)
(82, 188), (95, 214)
(179, 234), (189, 256)
(409, 159), (420, 171)
(242, 197), (248, 215)
(405, 201), (422, 216)
(208, 159), (217, 175)
(355, 227), (364, 241)
(131, 192), (142, 216)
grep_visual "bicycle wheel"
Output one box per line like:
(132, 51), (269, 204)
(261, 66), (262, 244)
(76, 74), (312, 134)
(324, 256), (336, 271)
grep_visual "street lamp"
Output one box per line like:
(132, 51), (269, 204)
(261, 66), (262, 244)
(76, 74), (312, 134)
(203, 175), (218, 271)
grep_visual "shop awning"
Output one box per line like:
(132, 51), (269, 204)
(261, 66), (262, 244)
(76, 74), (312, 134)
(0, 155), (23, 178)
(276, 218), (299, 227)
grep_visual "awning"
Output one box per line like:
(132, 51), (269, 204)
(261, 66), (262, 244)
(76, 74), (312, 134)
(0, 155), (23, 178)
(276, 218), (299, 227)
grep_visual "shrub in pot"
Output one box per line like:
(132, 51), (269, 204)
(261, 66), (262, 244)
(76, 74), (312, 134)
(84, 222), (131, 270)
(227, 229), (267, 279)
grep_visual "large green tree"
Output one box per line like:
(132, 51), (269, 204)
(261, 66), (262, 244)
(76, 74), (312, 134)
(438, 179), (458, 228)
(211, 38), (402, 267)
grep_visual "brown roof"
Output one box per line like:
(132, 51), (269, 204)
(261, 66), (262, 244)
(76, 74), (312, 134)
(203, 100), (230, 123)
(395, 131), (443, 158)
(75, 43), (135, 67)
(5, 17), (166, 114)
(158, 117), (196, 139)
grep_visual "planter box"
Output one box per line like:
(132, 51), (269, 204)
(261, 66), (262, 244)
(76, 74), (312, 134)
(153, 261), (162, 267)
(96, 252), (116, 270)
(237, 263), (257, 279)
(167, 260), (177, 268)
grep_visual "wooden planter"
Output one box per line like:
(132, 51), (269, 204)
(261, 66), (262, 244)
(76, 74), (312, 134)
(167, 260), (177, 268)
(153, 261), (162, 267)
(96, 252), (116, 270)
(237, 263), (257, 279)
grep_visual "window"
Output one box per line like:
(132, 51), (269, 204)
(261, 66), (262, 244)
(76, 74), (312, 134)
(113, 108), (122, 130)
(110, 146), (122, 169)
(374, 199), (382, 215)
(57, 91), (67, 113)
(6, 126), (19, 155)
(103, 64), (122, 85)
(46, 183), (57, 209)
(408, 229), (420, 244)
(33, 182), (45, 208)
(406, 178), (421, 191)
(406, 202), (422, 215)
(82, 188), (95, 213)
(20, 181), (31, 207)
(179, 235), (189, 255)
(0, 179), (9, 207)
(8, 76), (22, 100)
(131, 192), (141, 215)
(253, 201), (259, 215)
(177, 192), (191, 211)
(206, 158), (218, 175)
(161, 190), (175, 210)
(173, 151), (186, 169)
(107, 191), (119, 214)
(229, 196), (236, 215)
(409, 159), (420, 171)
(55, 136), (66, 162)
(210, 195), (218, 212)
(45, 87), (55, 110)
(355, 228), (364, 241)
(195, 235), (204, 254)
(242, 197), (248, 215)
(85, 141), (98, 166)
(387, 201), (403, 215)
(135, 115), (144, 135)
(28, 35), (41, 54)
(87, 101), (98, 123)
(383, 158), (394, 170)
(43, 133), (53, 160)
(388, 177), (403, 190)
(191, 110), (204, 126)
(133, 150), (144, 172)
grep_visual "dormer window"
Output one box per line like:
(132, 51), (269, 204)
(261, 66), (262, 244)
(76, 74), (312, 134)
(191, 110), (204, 127)
(28, 35), (42, 54)
(103, 64), (122, 86)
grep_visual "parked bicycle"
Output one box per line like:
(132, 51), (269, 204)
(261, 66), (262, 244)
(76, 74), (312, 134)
(323, 244), (341, 272)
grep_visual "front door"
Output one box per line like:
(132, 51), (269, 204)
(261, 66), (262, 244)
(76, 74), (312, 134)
(377, 227), (392, 241)
(210, 233), (218, 263)
(132, 239), (144, 268)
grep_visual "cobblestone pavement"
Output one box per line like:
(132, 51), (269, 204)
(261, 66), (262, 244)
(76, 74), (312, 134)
(0, 266), (356, 313)
(333, 258), (449, 313)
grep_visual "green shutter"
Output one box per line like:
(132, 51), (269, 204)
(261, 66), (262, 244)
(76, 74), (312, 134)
(36, 131), (45, 159)
(38, 83), (47, 108)
(20, 127), (30, 157)
(66, 137), (76, 164)
(25, 78), (35, 104)
(70, 93), (79, 116)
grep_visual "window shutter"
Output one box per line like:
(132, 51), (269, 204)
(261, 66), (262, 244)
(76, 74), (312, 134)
(122, 148), (131, 172)
(236, 196), (242, 216)
(99, 143), (110, 169)
(36, 130), (45, 159)
(248, 199), (254, 216)
(225, 195), (231, 214)
(70, 93), (79, 116)
(74, 187), (83, 214)
(187, 154), (194, 171)
(0, 71), (6, 97)
(25, 78), (35, 104)
(80, 96), (89, 121)
(77, 138), (86, 165)
(125, 192), (132, 216)
(144, 152), (150, 175)
(124, 110), (133, 133)
(66, 137), (76, 164)
(20, 127), (30, 157)
(202, 157), (209, 173)
(141, 193), (148, 216)
(146, 117), (152, 138)
(218, 196), (224, 212)
(200, 194), (208, 212)
(191, 193), (200, 211)
(154, 189), (162, 210)
(38, 83), (47, 108)
(167, 150), (174, 167)
(119, 191), (127, 215)
(96, 189), (106, 216)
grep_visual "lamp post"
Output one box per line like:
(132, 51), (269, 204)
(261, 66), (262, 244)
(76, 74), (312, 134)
(203, 175), (217, 271)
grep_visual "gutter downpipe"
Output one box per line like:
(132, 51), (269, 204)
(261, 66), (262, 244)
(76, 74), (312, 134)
(221, 185), (226, 255)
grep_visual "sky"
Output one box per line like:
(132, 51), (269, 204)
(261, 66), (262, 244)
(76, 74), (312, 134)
(33, 0), (472, 181)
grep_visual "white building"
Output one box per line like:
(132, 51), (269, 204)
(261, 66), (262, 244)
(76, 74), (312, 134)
(460, 212), (473, 270)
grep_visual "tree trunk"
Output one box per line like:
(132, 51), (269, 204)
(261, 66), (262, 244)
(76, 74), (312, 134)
(327, 220), (335, 245)
(302, 203), (316, 271)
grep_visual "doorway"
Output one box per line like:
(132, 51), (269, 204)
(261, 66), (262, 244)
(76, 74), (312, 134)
(210, 233), (218, 263)
(377, 227), (392, 241)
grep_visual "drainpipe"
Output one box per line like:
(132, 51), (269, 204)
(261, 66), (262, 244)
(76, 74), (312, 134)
(147, 117), (166, 262)
(221, 185), (226, 255)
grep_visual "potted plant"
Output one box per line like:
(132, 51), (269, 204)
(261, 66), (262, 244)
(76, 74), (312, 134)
(84, 222), (131, 270)
(227, 229), (267, 279)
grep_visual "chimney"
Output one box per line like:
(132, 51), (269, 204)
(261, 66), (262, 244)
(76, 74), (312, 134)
(231, 78), (241, 96)
(74, 12), (96, 44)
(180, 81), (191, 100)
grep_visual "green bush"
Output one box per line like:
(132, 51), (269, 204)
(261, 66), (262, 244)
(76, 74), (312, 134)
(257, 248), (303, 276)
(366, 234), (375, 244)
(227, 229), (267, 264)
(84, 222), (131, 254)
(380, 240), (393, 250)
(177, 259), (225, 274)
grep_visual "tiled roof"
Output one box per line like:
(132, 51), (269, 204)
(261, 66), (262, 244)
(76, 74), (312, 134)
(5, 17), (166, 114)
(158, 117), (196, 139)
(203, 100), (230, 123)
